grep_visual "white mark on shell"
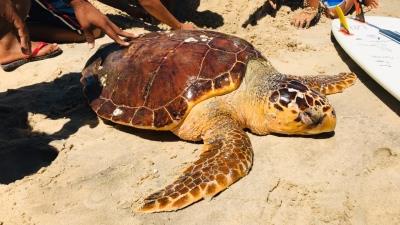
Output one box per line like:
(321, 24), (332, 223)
(288, 88), (298, 92)
(100, 75), (107, 86)
(281, 95), (290, 103)
(297, 92), (304, 99)
(288, 101), (299, 110)
(199, 35), (212, 42)
(112, 108), (123, 117)
(186, 89), (194, 99)
(184, 37), (198, 43)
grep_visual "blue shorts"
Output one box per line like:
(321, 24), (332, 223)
(27, 0), (82, 34)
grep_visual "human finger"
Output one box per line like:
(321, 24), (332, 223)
(107, 20), (137, 39)
(294, 18), (301, 28)
(305, 17), (312, 28)
(296, 15), (306, 28)
(268, 0), (277, 10)
(101, 22), (130, 46)
(300, 17), (307, 28)
(292, 18), (299, 27)
(83, 28), (95, 48)
(291, 15), (299, 26)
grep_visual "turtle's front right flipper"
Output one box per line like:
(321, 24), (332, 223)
(138, 118), (253, 213)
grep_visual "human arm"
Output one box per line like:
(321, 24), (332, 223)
(138, 0), (194, 30)
(0, 0), (31, 54)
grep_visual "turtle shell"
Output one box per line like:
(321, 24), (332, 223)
(82, 30), (263, 130)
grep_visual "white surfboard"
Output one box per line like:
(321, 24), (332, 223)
(332, 16), (400, 101)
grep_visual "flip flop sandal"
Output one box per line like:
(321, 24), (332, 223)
(1, 42), (63, 72)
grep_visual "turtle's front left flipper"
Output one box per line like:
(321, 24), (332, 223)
(138, 118), (253, 213)
(291, 72), (357, 95)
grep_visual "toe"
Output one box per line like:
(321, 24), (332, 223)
(31, 42), (60, 57)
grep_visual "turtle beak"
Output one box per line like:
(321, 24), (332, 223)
(314, 113), (336, 133)
(300, 108), (336, 134)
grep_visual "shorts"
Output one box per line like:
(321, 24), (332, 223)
(27, 0), (82, 34)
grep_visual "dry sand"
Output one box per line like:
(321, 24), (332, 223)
(0, 0), (399, 224)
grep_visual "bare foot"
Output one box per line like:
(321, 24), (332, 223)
(0, 41), (60, 65)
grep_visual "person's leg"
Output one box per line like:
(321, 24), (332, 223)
(324, 0), (356, 18)
(325, 0), (379, 18)
(98, 0), (193, 29)
(26, 1), (102, 43)
(28, 24), (102, 43)
(138, 0), (193, 29)
(97, 0), (149, 19)
(0, 0), (60, 65)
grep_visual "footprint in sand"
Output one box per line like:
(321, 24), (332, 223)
(371, 147), (399, 169)
(83, 189), (108, 209)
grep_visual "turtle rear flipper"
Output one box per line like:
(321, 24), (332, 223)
(292, 72), (357, 95)
(138, 118), (253, 213)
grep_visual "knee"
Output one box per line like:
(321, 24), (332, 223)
(14, 0), (31, 19)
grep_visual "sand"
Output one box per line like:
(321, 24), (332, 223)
(0, 0), (399, 224)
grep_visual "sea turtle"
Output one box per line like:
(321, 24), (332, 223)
(81, 30), (356, 213)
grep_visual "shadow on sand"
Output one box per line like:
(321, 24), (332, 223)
(107, 0), (224, 30)
(0, 72), (180, 184)
(242, 0), (318, 28)
(107, 13), (162, 32)
(172, 0), (224, 28)
(0, 73), (98, 184)
(331, 34), (400, 116)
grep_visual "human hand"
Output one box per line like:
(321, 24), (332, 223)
(0, 0), (31, 54)
(70, 0), (136, 47)
(291, 7), (318, 29)
(365, 0), (379, 9)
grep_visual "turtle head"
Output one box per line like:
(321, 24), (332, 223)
(263, 79), (336, 135)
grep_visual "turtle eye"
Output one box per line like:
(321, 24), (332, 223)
(331, 109), (336, 117)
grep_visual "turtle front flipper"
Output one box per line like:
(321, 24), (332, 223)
(138, 118), (253, 213)
(291, 72), (357, 95)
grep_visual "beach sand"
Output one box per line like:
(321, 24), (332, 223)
(0, 0), (399, 224)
